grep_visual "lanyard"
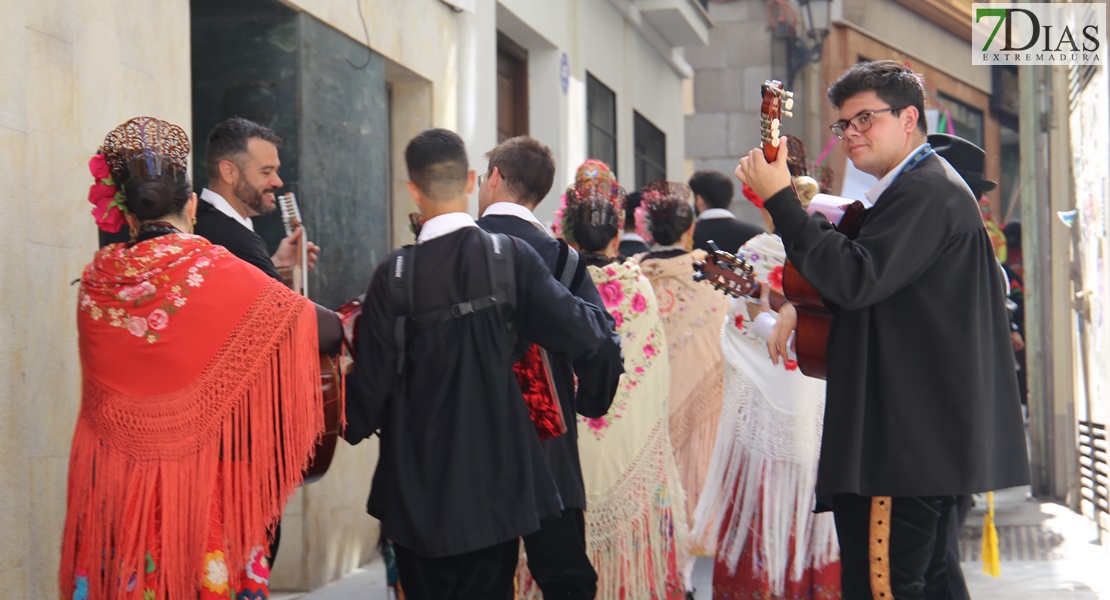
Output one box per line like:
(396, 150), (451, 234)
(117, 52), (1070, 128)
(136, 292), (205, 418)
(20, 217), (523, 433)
(891, 144), (935, 183)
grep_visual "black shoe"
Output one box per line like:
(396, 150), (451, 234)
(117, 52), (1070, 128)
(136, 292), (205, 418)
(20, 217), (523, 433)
(686, 590), (696, 600)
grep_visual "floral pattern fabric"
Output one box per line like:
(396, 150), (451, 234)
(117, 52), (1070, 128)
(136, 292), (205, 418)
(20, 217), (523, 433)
(78, 235), (223, 344)
(635, 249), (728, 554)
(563, 259), (688, 598)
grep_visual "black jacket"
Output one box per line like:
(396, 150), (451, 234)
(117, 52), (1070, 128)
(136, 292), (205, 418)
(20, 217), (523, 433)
(193, 197), (283, 282)
(477, 214), (624, 511)
(693, 215), (764, 254)
(345, 227), (611, 557)
(618, 237), (651, 258)
(765, 153), (1030, 503)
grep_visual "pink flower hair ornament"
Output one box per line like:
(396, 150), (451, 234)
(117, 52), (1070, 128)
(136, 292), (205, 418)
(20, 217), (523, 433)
(88, 151), (128, 233)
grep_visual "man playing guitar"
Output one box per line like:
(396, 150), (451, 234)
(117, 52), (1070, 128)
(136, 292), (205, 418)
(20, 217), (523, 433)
(736, 61), (1029, 600)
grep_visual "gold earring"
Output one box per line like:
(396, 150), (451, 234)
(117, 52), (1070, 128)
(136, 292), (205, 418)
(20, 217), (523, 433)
(129, 227), (137, 243)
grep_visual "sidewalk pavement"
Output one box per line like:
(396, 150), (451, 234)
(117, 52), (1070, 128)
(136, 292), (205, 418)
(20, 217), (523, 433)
(279, 486), (1108, 599)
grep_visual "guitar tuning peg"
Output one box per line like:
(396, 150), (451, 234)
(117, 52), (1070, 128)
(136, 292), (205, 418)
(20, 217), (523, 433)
(784, 98), (794, 111)
(782, 110), (793, 118)
(784, 91), (794, 99)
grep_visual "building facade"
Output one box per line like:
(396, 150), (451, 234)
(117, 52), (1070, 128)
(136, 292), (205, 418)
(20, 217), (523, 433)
(0, 0), (709, 596)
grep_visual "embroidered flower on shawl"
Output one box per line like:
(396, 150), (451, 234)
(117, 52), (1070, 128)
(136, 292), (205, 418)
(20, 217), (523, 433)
(73, 572), (89, 600)
(643, 343), (658, 358)
(585, 416), (608, 433)
(630, 292), (647, 314)
(245, 546), (271, 585)
(147, 309), (169, 331)
(143, 589), (155, 600)
(597, 280), (624, 308)
(611, 310), (624, 329)
(127, 316), (148, 337)
(202, 550), (230, 594)
(767, 265), (784, 292)
(734, 314), (745, 329)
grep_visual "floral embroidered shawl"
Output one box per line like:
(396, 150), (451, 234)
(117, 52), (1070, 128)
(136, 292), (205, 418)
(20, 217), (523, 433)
(577, 260), (689, 599)
(635, 249), (728, 555)
(61, 234), (322, 600)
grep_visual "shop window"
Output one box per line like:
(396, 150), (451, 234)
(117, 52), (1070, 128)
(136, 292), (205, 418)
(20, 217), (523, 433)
(634, 112), (666, 189)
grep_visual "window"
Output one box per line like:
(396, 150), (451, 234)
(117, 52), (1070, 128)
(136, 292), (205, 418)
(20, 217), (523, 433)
(634, 112), (666, 189)
(937, 93), (984, 149)
(586, 73), (617, 173)
(497, 35), (528, 143)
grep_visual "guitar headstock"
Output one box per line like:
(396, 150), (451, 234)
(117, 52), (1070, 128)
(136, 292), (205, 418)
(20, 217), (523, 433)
(692, 241), (760, 299)
(277, 192), (303, 236)
(760, 80), (795, 163)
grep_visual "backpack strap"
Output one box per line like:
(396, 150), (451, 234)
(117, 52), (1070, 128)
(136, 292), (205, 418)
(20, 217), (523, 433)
(484, 233), (517, 337)
(388, 245), (415, 375)
(554, 238), (587, 291)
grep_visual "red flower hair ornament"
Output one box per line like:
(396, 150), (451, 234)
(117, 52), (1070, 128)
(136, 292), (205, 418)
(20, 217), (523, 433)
(87, 151), (127, 233)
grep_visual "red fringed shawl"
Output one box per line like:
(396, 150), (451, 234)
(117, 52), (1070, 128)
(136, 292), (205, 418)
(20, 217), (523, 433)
(61, 234), (322, 600)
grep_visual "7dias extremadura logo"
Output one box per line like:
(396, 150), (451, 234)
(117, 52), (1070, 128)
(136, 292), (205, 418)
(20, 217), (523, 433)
(973, 3), (1106, 65)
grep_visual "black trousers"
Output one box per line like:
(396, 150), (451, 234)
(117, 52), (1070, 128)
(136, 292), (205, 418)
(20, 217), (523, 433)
(944, 495), (973, 600)
(394, 538), (519, 600)
(522, 508), (598, 599)
(833, 494), (960, 600)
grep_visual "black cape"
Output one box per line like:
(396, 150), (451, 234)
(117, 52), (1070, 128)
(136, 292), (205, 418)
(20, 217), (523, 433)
(344, 227), (612, 557)
(764, 153), (1030, 503)
(477, 214), (624, 510)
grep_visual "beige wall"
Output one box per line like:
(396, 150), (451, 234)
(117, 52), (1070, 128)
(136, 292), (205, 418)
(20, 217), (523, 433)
(0, 1), (193, 599)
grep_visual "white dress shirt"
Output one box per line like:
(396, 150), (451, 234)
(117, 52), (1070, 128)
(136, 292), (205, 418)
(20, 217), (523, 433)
(200, 188), (255, 232)
(417, 212), (478, 244)
(482, 201), (549, 234)
(697, 207), (735, 221)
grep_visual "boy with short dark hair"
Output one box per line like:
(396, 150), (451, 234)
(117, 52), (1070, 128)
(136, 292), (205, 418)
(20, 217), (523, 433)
(345, 128), (613, 600)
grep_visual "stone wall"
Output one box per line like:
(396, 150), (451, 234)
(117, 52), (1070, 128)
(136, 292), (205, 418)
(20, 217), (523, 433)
(0, 1), (193, 598)
(684, 0), (772, 226)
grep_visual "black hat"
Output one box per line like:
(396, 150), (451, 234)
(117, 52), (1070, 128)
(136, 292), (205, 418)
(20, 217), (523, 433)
(928, 133), (997, 193)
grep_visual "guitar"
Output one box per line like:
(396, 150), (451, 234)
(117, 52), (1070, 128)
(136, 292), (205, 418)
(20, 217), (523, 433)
(757, 80), (868, 379)
(277, 192), (342, 484)
(692, 241), (786, 309)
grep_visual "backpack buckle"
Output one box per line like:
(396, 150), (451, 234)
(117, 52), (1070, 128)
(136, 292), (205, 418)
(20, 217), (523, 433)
(451, 301), (475, 318)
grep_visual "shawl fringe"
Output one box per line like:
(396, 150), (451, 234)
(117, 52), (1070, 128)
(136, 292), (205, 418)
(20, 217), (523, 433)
(519, 419), (689, 600)
(668, 359), (724, 555)
(60, 283), (322, 600)
(585, 419), (689, 599)
(692, 357), (838, 594)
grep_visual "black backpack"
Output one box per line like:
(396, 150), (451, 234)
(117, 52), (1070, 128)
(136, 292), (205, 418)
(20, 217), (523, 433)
(387, 231), (586, 374)
(388, 232), (517, 375)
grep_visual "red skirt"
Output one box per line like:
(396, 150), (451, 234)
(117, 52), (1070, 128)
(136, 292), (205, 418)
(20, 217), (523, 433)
(711, 495), (841, 599)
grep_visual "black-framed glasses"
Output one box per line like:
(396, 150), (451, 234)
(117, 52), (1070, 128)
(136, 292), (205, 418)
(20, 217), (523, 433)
(829, 106), (906, 139)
